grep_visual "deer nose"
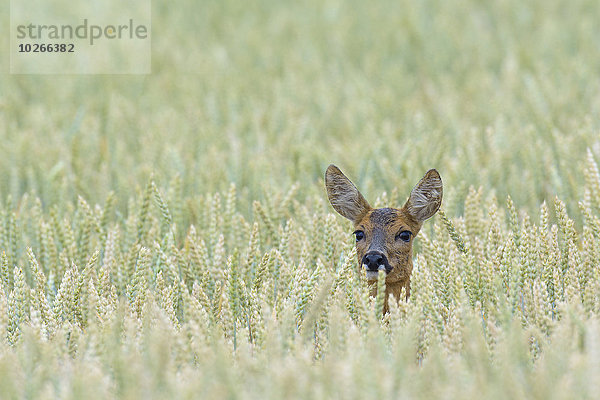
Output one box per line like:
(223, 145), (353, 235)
(363, 252), (385, 271)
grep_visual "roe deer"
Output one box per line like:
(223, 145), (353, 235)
(325, 165), (442, 313)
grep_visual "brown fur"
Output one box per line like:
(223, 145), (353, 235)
(325, 165), (442, 314)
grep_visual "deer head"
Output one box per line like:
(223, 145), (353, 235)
(325, 165), (442, 304)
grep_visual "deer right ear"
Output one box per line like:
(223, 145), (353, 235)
(325, 165), (372, 224)
(403, 169), (443, 222)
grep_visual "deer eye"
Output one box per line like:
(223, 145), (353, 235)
(353, 230), (365, 242)
(396, 230), (412, 242)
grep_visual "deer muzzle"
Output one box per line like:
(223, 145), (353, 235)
(362, 251), (392, 280)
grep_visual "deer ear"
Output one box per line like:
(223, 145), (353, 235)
(325, 165), (372, 224)
(403, 169), (443, 222)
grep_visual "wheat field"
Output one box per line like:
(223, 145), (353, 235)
(1, 0), (600, 398)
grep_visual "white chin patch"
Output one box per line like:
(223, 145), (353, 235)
(364, 264), (386, 281)
(365, 271), (379, 280)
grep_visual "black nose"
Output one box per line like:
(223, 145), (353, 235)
(363, 252), (385, 271)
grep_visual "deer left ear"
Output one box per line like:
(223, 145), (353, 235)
(325, 164), (372, 224)
(403, 169), (443, 222)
